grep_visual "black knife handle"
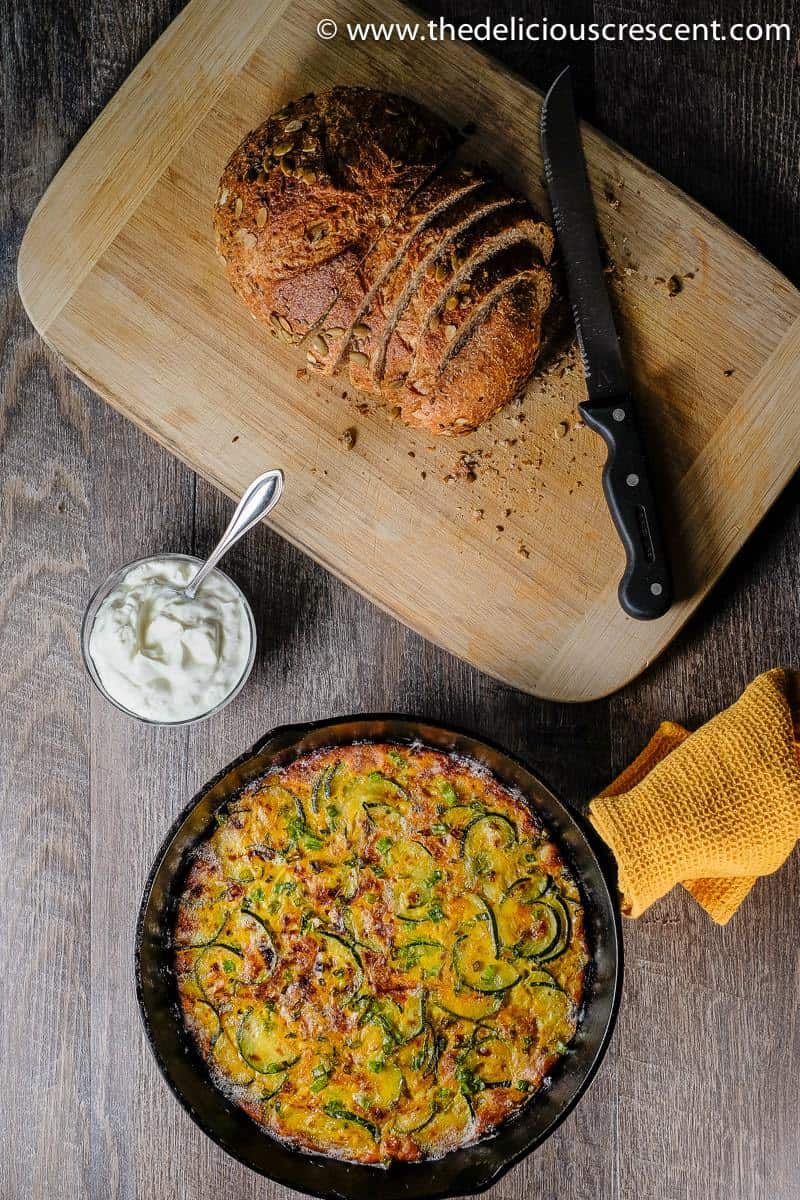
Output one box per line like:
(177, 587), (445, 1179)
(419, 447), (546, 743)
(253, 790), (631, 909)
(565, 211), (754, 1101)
(579, 396), (673, 620)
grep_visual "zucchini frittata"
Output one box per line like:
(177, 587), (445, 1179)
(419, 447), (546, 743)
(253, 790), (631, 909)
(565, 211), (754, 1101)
(174, 743), (590, 1163)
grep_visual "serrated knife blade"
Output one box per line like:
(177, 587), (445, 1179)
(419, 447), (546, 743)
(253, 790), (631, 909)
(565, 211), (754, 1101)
(541, 68), (627, 402)
(540, 67), (674, 620)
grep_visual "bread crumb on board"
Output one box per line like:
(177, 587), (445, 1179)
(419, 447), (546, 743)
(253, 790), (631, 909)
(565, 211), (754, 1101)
(339, 427), (357, 449)
(653, 270), (695, 297)
(604, 186), (621, 211)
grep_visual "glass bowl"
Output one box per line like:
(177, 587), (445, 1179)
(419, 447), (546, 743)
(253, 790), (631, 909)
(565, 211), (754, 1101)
(81, 553), (257, 727)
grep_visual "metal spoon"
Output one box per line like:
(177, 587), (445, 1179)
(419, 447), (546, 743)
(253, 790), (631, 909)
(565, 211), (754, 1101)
(183, 469), (284, 599)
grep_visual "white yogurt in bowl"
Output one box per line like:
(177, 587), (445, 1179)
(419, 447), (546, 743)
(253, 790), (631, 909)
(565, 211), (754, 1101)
(82, 555), (256, 725)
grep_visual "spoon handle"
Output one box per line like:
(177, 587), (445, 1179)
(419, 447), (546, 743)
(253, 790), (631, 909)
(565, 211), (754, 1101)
(184, 469), (284, 599)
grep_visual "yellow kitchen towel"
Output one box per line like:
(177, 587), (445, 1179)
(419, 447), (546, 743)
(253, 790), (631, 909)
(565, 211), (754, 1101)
(589, 669), (800, 924)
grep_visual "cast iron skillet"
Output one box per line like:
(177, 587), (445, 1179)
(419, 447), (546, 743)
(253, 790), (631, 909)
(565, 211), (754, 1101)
(136, 715), (623, 1199)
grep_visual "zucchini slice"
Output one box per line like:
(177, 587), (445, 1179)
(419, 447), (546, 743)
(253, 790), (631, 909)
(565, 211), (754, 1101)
(214, 820), (261, 882)
(185, 998), (221, 1048)
(361, 1061), (404, 1108)
(241, 880), (274, 922)
(312, 860), (360, 904)
(441, 803), (485, 832)
(387, 838), (436, 880)
(364, 802), (406, 839)
(269, 788), (323, 854)
(498, 874), (550, 950)
(275, 1100), (378, 1156)
(357, 1010), (397, 1057)
(341, 865), (360, 901)
(433, 981), (503, 1021)
(381, 990), (425, 1041)
(195, 943), (244, 1002)
(310, 761), (340, 814)
(218, 996), (252, 1047)
(396, 1024), (436, 1077)
(412, 1091), (474, 1152)
(499, 876), (570, 962)
(523, 965), (565, 992)
(175, 896), (227, 948)
(322, 1099), (379, 1142)
(509, 901), (560, 959)
(389, 838), (438, 920)
(463, 812), (517, 859)
(218, 908), (279, 980)
(452, 935), (522, 994)
(502, 872), (550, 904)
(248, 1069), (288, 1102)
(463, 813), (519, 900)
(471, 894), (500, 955)
(342, 904), (381, 953)
(535, 894), (571, 963)
(390, 1098), (437, 1135)
(466, 1029), (516, 1088)
(237, 1007), (302, 1074)
(212, 1031), (256, 1085)
(517, 978), (576, 1047)
(316, 931), (364, 1000)
(174, 959), (205, 1003)
(348, 772), (410, 809)
(391, 938), (445, 983)
(451, 891), (492, 931)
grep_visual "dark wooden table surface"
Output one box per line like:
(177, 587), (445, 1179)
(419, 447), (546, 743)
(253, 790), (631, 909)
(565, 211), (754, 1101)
(2, 2), (799, 1198)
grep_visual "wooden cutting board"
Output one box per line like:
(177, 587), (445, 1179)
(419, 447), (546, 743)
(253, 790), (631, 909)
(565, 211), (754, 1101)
(17, 0), (800, 701)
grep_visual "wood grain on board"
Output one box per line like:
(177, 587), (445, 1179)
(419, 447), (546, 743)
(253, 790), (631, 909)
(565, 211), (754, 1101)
(3, 1), (799, 1199)
(17, 0), (800, 702)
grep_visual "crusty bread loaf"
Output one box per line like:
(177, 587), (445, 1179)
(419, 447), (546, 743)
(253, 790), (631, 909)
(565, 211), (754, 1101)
(214, 87), (554, 434)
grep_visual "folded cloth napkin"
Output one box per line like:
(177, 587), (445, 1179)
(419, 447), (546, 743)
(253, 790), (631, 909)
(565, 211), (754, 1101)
(589, 668), (800, 924)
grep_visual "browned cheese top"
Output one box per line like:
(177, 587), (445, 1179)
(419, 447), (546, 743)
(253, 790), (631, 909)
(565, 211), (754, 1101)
(175, 742), (590, 1163)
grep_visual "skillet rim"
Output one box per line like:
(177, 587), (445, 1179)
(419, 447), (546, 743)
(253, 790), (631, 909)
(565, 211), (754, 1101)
(135, 713), (623, 1198)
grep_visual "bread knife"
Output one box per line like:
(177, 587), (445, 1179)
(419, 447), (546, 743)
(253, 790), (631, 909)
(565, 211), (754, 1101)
(540, 67), (673, 620)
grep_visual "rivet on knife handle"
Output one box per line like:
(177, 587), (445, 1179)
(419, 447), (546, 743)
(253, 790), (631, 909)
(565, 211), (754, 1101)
(580, 397), (672, 620)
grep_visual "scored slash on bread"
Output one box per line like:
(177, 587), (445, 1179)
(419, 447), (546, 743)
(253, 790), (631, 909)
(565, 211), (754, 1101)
(405, 243), (552, 385)
(307, 165), (485, 376)
(347, 179), (518, 390)
(214, 86), (555, 435)
(401, 281), (550, 434)
(376, 201), (554, 395)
